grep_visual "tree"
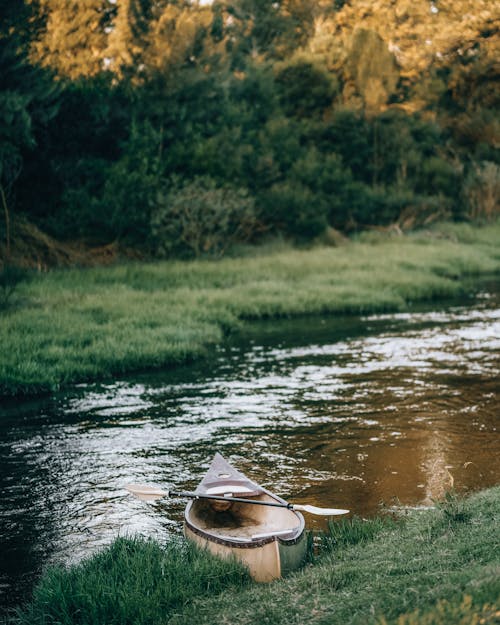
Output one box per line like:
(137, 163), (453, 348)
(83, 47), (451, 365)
(31, 0), (112, 79)
(274, 54), (339, 118)
(0, 0), (58, 259)
(346, 28), (399, 115)
(306, 0), (499, 114)
(224, 0), (315, 64)
(105, 0), (151, 77)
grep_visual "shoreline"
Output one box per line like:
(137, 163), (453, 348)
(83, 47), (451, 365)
(10, 485), (500, 625)
(1, 221), (499, 398)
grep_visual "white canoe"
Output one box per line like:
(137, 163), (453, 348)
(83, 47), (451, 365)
(184, 453), (307, 582)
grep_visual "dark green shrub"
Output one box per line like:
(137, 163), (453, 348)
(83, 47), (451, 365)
(274, 56), (339, 118)
(317, 110), (373, 182)
(258, 180), (328, 239)
(50, 157), (111, 240)
(418, 156), (460, 197)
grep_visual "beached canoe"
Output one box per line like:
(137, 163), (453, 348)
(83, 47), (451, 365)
(184, 453), (307, 582)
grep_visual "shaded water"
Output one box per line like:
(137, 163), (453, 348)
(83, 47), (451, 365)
(1, 282), (499, 611)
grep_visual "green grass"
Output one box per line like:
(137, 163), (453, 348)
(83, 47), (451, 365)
(11, 487), (500, 625)
(10, 538), (251, 625)
(1, 220), (499, 395)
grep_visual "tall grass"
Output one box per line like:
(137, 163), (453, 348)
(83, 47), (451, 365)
(1, 221), (499, 395)
(11, 487), (500, 625)
(12, 538), (250, 625)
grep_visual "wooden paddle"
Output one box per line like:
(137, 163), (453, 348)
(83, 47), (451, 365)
(126, 484), (350, 516)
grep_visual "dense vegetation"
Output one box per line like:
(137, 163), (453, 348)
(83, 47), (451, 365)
(0, 0), (498, 264)
(11, 486), (500, 624)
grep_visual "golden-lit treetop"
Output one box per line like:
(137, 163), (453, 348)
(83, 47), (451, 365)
(311, 0), (499, 77)
(30, 0), (111, 79)
(308, 0), (499, 113)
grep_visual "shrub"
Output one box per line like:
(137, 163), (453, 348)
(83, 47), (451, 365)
(418, 156), (460, 198)
(151, 177), (259, 258)
(274, 56), (339, 118)
(258, 180), (328, 239)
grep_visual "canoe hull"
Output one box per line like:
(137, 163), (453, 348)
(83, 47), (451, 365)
(184, 517), (307, 582)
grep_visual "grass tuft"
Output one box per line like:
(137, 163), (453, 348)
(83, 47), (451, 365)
(322, 515), (400, 551)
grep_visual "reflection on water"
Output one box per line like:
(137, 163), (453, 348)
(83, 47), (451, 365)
(1, 284), (499, 611)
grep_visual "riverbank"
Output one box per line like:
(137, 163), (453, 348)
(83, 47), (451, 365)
(11, 486), (500, 625)
(1, 221), (499, 396)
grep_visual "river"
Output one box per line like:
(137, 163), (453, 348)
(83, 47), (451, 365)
(1, 280), (499, 612)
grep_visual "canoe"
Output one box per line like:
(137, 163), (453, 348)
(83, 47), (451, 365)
(184, 452), (307, 582)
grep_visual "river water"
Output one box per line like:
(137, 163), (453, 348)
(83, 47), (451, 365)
(1, 281), (499, 612)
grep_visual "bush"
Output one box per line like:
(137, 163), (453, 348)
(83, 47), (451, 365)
(289, 150), (359, 230)
(151, 177), (259, 258)
(274, 56), (339, 118)
(418, 156), (460, 198)
(258, 180), (328, 239)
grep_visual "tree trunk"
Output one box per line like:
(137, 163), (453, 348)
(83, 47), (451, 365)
(0, 184), (10, 261)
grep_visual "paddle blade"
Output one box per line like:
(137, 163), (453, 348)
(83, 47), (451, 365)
(293, 504), (350, 516)
(126, 484), (168, 502)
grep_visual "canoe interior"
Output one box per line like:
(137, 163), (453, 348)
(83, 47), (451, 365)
(186, 493), (302, 543)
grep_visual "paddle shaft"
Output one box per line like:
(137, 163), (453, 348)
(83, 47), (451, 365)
(126, 484), (349, 514)
(169, 489), (295, 510)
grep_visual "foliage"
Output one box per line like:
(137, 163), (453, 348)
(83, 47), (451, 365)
(346, 28), (399, 115)
(2, 0), (499, 253)
(151, 177), (259, 258)
(274, 55), (338, 117)
(31, 0), (113, 79)
(0, 0), (58, 254)
(258, 180), (328, 239)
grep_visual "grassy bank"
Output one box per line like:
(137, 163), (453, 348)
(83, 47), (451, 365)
(11, 487), (500, 625)
(1, 221), (499, 396)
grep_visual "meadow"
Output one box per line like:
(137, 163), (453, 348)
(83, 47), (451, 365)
(11, 486), (500, 625)
(1, 221), (499, 396)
